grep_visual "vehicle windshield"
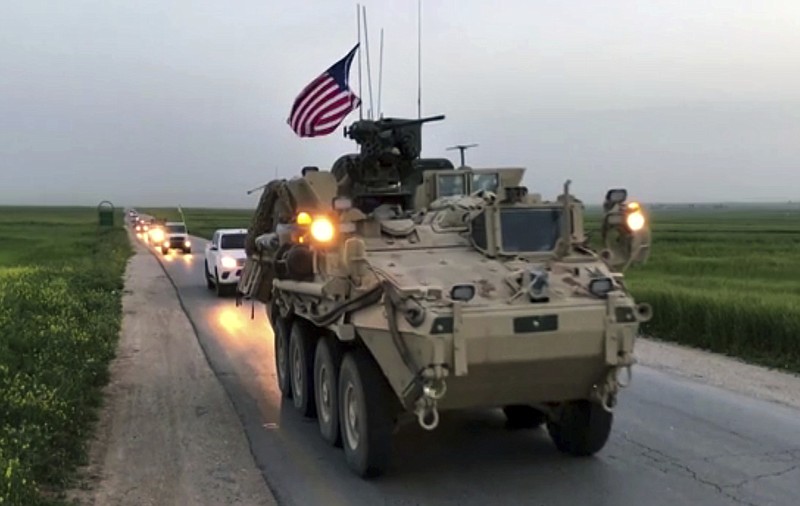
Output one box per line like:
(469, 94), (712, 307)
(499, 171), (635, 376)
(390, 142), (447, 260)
(499, 208), (563, 252)
(437, 173), (467, 198)
(220, 233), (246, 249)
(167, 225), (186, 233)
(472, 173), (499, 193)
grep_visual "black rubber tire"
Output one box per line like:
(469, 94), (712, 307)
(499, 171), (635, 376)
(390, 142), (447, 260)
(214, 270), (226, 298)
(289, 320), (317, 417)
(546, 400), (613, 456)
(338, 348), (394, 478)
(161, 247), (168, 255)
(272, 312), (292, 399)
(204, 262), (214, 289)
(503, 405), (547, 429)
(314, 337), (343, 447)
(184, 247), (191, 254)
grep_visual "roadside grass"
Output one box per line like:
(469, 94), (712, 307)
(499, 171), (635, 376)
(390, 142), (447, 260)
(587, 205), (800, 374)
(138, 207), (253, 240)
(0, 206), (132, 505)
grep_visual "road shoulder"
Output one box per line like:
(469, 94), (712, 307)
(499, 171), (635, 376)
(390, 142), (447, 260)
(66, 240), (276, 506)
(636, 336), (800, 410)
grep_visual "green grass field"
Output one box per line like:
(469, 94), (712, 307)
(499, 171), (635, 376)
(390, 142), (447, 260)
(0, 206), (132, 505)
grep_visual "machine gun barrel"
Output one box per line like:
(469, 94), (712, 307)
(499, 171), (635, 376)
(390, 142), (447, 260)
(380, 114), (445, 129)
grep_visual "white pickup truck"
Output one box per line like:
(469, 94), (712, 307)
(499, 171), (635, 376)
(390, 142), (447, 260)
(204, 228), (247, 296)
(160, 222), (191, 254)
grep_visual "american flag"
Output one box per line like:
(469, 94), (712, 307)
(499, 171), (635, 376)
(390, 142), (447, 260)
(287, 44), (361, 137)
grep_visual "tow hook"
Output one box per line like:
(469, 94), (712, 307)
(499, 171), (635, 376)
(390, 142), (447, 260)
(414, 378), (447, 430)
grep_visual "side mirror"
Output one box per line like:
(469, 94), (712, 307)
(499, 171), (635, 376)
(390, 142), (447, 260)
(210, 245), (217, 251)
(600, 194), (651, 271)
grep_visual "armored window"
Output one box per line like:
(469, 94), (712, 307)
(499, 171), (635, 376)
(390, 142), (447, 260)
(499, 208), (562, 253)
(469, 211), (488, 250)
(472, 173), (499, 193)
(220, 233), (246, 249)
(436, 173), (467, 198)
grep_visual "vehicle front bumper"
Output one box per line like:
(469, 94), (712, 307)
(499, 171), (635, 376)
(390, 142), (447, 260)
(353, 293), (649, 411)
(217, 258), (246, 284)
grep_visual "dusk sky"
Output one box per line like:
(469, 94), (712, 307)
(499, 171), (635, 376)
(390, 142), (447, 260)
(1, 0), (799, 207)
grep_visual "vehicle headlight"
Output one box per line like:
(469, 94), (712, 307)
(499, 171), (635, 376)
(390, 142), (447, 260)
(296, 211), (313, 226)
(220, 256), (236, 269)
(626, 209), (645, 232)
(184, 239), (191, 247)
(310, 216), (335, 242)
(163, 241), (169, 248)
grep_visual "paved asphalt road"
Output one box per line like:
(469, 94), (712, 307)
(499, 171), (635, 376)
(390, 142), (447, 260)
(146, 233), (800, 506)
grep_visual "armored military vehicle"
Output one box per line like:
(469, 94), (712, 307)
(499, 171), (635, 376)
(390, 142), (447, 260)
(237, 114), (652, 478)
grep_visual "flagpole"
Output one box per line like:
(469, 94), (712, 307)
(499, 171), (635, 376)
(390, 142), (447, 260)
(357, 4), (363, 119)
(362, 5), (374, 120)
(378, 28), (384, 118)
(417, 0), (422, 119)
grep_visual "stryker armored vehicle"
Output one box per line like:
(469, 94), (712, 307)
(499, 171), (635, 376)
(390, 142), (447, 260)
(237, 114), (652, 478)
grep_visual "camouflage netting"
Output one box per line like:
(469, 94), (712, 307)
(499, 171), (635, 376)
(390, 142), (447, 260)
(245, 179), (296, 256)
(243, 179), (297, 306)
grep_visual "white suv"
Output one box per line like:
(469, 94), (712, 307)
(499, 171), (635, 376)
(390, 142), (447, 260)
(161, 222), (191, 254)
(204, 228), (247, 296)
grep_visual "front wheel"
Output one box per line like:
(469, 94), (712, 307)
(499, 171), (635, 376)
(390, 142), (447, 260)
(338, 348), (394, 478)
(204, 262), (214, 289)
(547, 400), (613, 456)
(161, 247), (168, 255)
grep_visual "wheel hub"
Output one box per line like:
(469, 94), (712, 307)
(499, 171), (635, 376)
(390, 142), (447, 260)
(319, 363), (331, 423)
(344, 383), (360, 449)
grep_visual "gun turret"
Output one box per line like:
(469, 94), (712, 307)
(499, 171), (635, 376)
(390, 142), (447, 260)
(332, 115), (445, 212)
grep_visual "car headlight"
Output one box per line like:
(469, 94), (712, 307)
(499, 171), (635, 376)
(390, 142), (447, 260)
(220, 256), (237, 269)
(184, 239), (191, 247)
(163, 241), (169, 248)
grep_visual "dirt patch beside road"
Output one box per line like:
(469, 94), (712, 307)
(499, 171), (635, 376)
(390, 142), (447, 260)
(636, 337), (800, 410)
(67, 241), (276, 506)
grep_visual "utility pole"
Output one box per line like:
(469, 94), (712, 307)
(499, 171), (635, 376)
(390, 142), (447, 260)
(446, 143), (478, 167)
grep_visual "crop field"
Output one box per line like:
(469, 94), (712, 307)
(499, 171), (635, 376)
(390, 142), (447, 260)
(147, 203), (800, 374)
(0, 206), (132, 505)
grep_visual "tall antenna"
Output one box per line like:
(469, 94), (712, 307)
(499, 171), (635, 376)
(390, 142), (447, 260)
(417, 0), (422, 119)
(378, 28), (384, 118)
(357, 4), (363, 119)
(446, 143), (479, 167)
(362, 5), (374, 119)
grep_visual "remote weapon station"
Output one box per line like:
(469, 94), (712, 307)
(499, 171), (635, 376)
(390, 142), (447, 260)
(238, 114), (652, 478)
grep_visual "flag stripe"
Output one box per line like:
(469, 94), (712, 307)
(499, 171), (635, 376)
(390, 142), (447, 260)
(298, 84), (345, 134)
(291, 77), (337, 131)
(287, 44), (361, 138)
